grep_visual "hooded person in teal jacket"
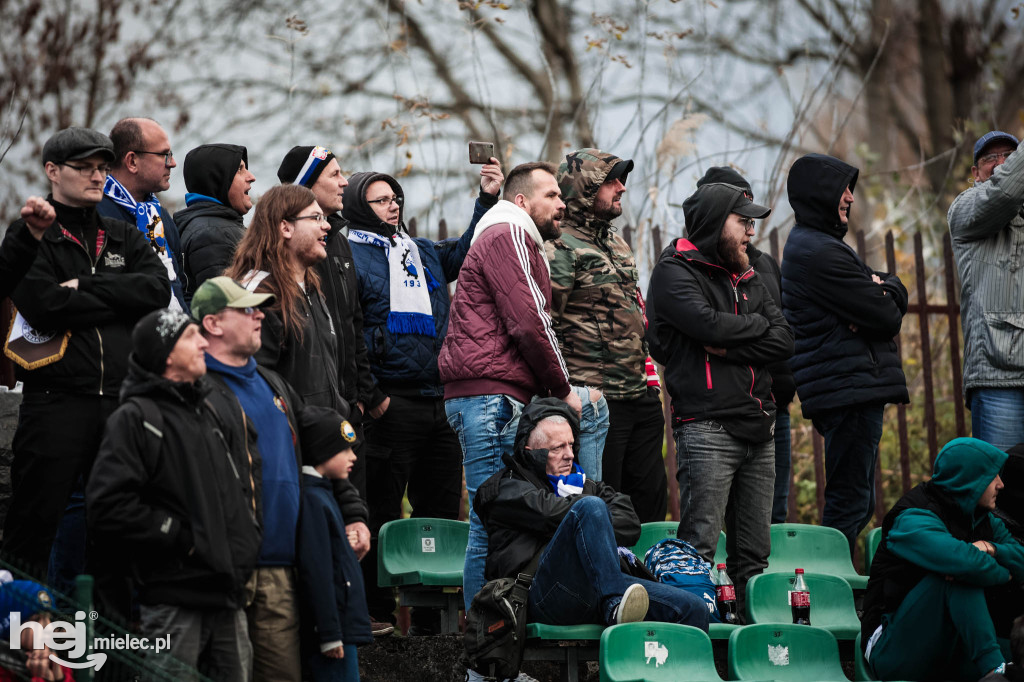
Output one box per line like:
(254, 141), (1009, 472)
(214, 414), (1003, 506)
(863, 438), (1024, 680)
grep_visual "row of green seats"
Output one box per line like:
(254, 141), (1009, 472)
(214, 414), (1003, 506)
(630, 522), (870, 590)
(600, 622), (880, 682)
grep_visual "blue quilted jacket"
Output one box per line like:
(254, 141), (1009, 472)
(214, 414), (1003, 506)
(342, 171), (497, 398)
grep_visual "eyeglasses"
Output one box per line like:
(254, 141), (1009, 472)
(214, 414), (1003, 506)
(738, 218), (756, 232)
(224, 306), (259, 316)
(133, 150), (174, 166)
(366, 195), (403, 207)
(979, 151), (1014, 165)
(60, 163), (110, 177)
(289, 213), (326, 225)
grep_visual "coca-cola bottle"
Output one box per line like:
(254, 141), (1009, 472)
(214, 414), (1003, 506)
(715, 563), (739, 624)
(790, 568), (811, 625)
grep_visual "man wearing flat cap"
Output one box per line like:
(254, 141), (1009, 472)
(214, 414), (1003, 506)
(193, 276), (370, 681)
(781, 154), (909, 555)
(948, 131), (1024, 451)
(87, 308), (260, 681)
(0, 127), (170, 584)
(647, 182), (793, 614)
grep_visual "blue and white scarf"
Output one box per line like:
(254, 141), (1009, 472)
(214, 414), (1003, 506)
(348, 228), (439, 337)
(546, 462), (586, 497)
(103, 175), (181, 311)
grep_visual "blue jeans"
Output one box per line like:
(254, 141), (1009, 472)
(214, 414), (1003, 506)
(447, 390), (610, 611)
(528, 497), (708, 630)
(812, 403), (884, 554)
(308, 645), (360, 682)
(675, 420), (774, 609)
(969, 388), (1024, 452)
(772, 409), (792, 523)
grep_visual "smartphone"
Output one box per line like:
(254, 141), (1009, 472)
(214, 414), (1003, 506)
(469, 141), (494, 165)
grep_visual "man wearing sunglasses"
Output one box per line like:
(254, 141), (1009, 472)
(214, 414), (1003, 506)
(949, 131), (1024, 451)
(0, 127), (169, 594)
(98, 117), (188, 311)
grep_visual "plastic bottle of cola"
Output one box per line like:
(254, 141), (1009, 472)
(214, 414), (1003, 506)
(715, 563), (739, 624)
(790, 568), (811, 625)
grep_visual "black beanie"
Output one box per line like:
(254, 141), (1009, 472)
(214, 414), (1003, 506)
(299, 405), (357, 466)
(697, 166), (753, 199)
(132, 309), (194, 376)
(277, 145), (336, 188)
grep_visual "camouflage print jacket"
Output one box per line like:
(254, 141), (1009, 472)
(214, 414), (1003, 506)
(546, 149), (648, 401)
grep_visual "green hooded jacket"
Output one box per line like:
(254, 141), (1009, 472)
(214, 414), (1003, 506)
(546, 148), (648, 400)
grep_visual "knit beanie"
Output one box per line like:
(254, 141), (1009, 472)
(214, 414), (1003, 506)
(277, 145), (336, 188)
(299, 405), (357, 466)
(132, 308), (194, 375)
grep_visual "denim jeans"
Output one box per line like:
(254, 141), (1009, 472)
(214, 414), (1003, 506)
(308, 644), (359, 682)
(812, 403), (884, 554)
(447, 390), (610, 611)
(969, 388), (1024, 452)
(675, 420), (774, 609)
(771, 409), (792, 523)
(528, 496), (709, 630)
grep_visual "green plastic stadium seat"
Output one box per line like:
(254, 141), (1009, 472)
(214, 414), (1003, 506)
(376, 518), (468, 633)
(865, 527), (882, 574)
(766, 523), (868, 590)
(728, 624), (848, 681)
(629, 522), (726, 567)
(600, 622), (724, 682)
(745, 572), (860, 639)
(708, 622), (739, 640)
(527, 623), (604, 640)
(854, 632), (875, 681)
(377, 518), (468, 587)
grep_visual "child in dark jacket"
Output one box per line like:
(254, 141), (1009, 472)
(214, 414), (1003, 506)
(297, 410), (373, 681)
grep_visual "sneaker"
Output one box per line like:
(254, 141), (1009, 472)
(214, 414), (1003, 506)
(612, 584), (649, 624)
(370, 619), (394, 637)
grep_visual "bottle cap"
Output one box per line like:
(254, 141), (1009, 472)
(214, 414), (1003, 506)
(795, 568), (804, 574)
(717, 563), (727, 569)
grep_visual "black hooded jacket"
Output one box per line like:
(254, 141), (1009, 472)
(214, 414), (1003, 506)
(646, 183), (793, 443)
(86, 360), (261, 609)
(780, 154), (909, 418)
(474, 398), (640, 580)
(175, 144), (249, 302)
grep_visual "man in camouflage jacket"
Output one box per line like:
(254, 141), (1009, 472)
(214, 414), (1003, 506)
(546, 148), (667, 521)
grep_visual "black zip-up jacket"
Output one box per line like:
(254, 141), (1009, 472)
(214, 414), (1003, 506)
(319, 215), (376, 407)
(474, 399), (640, 580)
(9, 200), (170, 396)
(0, 221), (40, 301)
(251, 272), (350, 417)
(780, 154), (909, 418)
(646, 183), (793, 443)
(86, 361), (261, 610)
(748, 246), (796, 409)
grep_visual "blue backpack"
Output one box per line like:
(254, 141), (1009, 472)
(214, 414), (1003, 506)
(644, 538), (721, 622)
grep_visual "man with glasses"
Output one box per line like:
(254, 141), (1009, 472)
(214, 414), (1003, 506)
(98, 118), (188, 311)
(647, 181), (792, 616)
(175, 143), (255, 302)
(1, 127), (170, 588)
(949, 131), (1024, 451)
(341, 163), (502, 633)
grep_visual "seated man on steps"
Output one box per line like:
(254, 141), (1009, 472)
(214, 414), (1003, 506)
(474, 398), (709, 631)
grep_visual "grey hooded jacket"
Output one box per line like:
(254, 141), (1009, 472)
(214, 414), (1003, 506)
(948, 147), (1024, 394)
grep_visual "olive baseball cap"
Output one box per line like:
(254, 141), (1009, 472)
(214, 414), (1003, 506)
(191, 276), (275, 322)
(42, 127), (115, 166)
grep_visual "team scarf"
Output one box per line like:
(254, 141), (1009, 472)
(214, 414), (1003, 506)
(347, 228), (440, 337)
(102, 175), (182, 310)
(546, 462), (586, 497)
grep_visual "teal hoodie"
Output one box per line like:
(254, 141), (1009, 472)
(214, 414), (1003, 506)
(887, 437), (1024, 586)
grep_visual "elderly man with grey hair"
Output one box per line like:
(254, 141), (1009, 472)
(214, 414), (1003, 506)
(473, 398), (709, 634)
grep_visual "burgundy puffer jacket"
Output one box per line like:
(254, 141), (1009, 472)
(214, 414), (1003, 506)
(439, 201), (571, 404)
